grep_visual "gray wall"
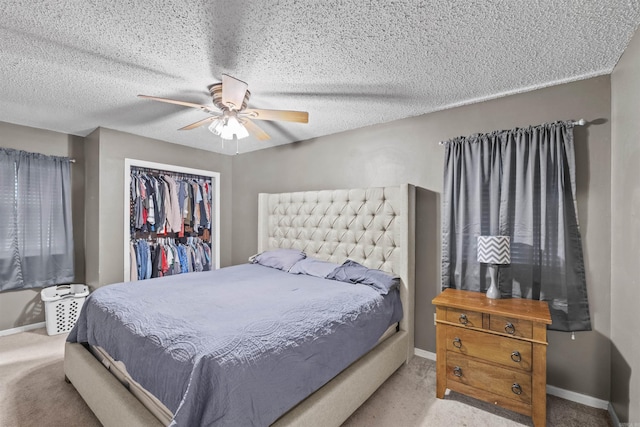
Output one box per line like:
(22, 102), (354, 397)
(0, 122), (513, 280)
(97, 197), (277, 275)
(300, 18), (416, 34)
(84, 128), (233, 288)
(0, 121), (85, 331)
(231, 76), (612, 400)
(611, 27), (640, 424)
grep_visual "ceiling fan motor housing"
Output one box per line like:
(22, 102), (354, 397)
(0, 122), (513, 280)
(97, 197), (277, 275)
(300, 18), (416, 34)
(209, 83), (250, 111)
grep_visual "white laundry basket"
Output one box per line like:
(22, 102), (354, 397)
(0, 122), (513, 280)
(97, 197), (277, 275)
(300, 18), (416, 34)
(40, 284), (89, 335)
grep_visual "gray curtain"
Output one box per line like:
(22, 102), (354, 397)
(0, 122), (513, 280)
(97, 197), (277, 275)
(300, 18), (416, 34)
(441, 121), (591, 332)
(0, 148), (74, 291)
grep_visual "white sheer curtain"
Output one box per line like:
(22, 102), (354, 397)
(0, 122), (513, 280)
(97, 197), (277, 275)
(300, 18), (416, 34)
(0, 148), (74, 291)
(441, 121), (591, 332)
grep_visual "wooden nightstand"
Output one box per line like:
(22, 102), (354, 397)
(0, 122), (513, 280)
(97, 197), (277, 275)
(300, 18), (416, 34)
(432, 288), (552, 427)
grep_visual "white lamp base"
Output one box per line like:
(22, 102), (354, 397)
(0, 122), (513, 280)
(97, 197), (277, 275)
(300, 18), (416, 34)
(486, 265), (501, 299)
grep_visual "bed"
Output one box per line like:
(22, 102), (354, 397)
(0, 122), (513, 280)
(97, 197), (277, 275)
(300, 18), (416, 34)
(64, 184), (415, 426)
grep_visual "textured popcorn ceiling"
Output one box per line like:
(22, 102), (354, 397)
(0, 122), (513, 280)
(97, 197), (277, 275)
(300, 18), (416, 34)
(1, 1), (639, 155)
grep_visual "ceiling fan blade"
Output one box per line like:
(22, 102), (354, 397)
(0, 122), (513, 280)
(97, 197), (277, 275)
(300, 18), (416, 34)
(242, 119), (271, 141)
(179, 116), (218, 131)
(221, 74), (248, 110)
(241, 108), (309, 123)
(138, 95), (209, 110)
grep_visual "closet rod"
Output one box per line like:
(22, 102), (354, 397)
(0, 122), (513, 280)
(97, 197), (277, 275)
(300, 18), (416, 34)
(438, 119), (586, 146)
(131, 165), (211, 181)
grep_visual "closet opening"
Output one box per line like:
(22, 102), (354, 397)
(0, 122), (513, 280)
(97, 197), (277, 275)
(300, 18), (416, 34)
(124, 158), (220, 282)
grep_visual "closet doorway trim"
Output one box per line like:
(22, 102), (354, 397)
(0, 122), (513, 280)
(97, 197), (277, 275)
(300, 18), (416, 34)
(123, 158), (221, 281)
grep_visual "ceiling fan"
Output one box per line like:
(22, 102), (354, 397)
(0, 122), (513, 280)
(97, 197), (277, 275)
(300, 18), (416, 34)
(138, 74), (309, 141)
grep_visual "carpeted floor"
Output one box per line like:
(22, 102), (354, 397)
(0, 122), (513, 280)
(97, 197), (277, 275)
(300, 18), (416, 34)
(0, 328), (612, 427)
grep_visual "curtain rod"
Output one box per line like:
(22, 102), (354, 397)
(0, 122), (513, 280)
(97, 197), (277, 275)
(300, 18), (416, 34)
(438, 119), (586, 146)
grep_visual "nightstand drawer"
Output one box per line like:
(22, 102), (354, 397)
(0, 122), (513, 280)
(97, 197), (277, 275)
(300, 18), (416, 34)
(446, 352), (532, 404)
(445, 326), (532, 371)
(489, 314), (533, 339)
(445, 307), (482, 328)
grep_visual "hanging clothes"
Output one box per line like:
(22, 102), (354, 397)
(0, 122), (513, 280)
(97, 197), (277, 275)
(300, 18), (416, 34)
(129, 166), (215, 282)
(130, 169), (213, 237)
(130, 237), (213, 281)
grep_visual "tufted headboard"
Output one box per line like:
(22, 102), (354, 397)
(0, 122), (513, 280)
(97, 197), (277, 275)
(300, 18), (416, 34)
(258, 184), (415, 355)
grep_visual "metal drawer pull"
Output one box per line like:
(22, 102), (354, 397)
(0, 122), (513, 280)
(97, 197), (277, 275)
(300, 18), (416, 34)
(453, 366), (463, 377)
(504, 322), (516, 334)
(511, 351), (522, 362)
(459, 313), (468, 325)
(453, 337), (462, 348)
(511, 383), (522, 395)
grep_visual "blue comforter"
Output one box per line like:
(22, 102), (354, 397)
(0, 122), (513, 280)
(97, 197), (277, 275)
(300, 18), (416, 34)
(68, 263), (402, 426)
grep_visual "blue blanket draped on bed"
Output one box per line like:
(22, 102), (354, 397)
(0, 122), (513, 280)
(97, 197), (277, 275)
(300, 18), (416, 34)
(68, 263), (402, 426)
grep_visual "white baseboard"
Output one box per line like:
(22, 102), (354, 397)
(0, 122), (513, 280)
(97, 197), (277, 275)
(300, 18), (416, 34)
(414, 347), (610, 411)
(414, 347), (436, 361)
(546, 384), (609, 410)
(0, 322), (46, 337)
(608, 402), (621, 427)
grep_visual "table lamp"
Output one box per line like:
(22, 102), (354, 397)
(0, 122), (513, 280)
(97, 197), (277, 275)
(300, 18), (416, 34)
(477, 235), (511, 299)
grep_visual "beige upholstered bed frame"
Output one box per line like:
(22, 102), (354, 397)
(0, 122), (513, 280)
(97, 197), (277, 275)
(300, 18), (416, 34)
(64, 184), (415, 427)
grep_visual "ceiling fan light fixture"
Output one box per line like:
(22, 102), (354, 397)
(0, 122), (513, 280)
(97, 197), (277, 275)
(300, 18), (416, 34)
(208, 116), (249, 140)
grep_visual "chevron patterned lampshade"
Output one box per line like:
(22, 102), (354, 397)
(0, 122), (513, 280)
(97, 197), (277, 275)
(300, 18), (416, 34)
(477, 236), (511, 264)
